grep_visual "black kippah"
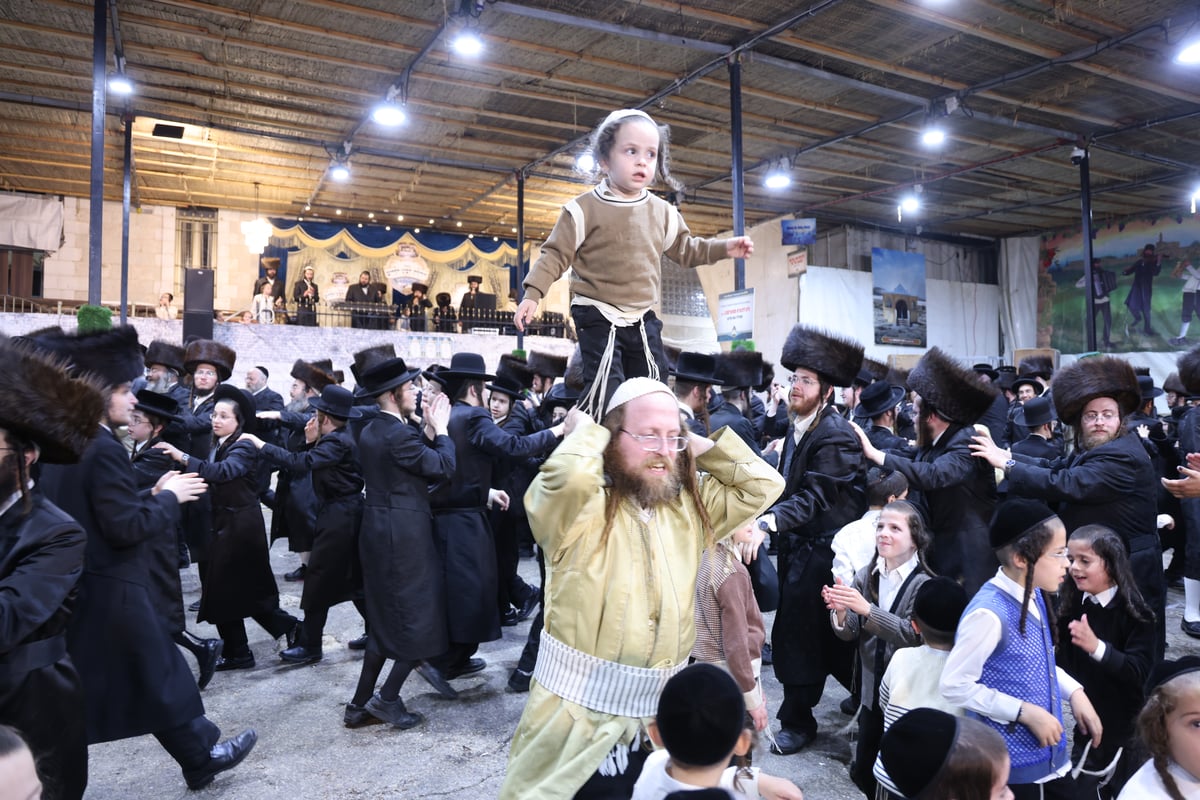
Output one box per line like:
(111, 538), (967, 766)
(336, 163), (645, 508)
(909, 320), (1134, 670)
(880, 708), (959, 798)
(656, 664), (745, 767)
(256, 365), (269, 379)
(1147, 655), (1200, 694)
(913, 577), (967, 636)
(989, 497), (1057, 550)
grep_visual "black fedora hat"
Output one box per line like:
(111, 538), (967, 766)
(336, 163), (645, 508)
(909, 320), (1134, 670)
(212, 384), (256, 435)
(1137, 375), (1164, 401)
(467, 274), (482, 285)
(485, 373), (525, 399)
(852, 381), (905, 420)
(356, 357), (423, 398)
(972, 362), (999, 382)
(439, 352), (495, 381)
(541, 381), (579, 411)
(1013, 395), (1057, 428)
(1011, 375), (1044, 396)
(671, 352), (724, 385)
(309, 385), (363, 419)
(134, 389), (183, 424)
(411, 282), (429, 295)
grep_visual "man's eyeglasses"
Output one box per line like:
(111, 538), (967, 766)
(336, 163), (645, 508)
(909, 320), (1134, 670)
(194, 368), (218, 378)
(787, 375), (819, 387)
(1080, 410), (1118, 423)
(620, 430), (688, 452)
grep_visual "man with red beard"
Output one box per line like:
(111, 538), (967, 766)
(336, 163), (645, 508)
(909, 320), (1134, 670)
(971, 356), (1164, 657)
(854, 348), (999, 596)
(501, 377), (783, 799)
(755, 325), (869, 756)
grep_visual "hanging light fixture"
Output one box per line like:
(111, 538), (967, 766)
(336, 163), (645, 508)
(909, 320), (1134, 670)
(1177, 39), (1200, 65)
(762, 158), (792, 190)
(329, 142), (352, 182)
(575, 150), (596, 172)
(920, 125), (946, 147)
(107, 71), (133, 95)
(241, 182), (272, 254)
(371, 85), (408, 127)
(897, 185), (923, 222)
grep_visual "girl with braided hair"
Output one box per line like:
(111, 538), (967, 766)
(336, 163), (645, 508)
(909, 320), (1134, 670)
(941, 499), (1104, 800)
(1121, 658), (1200, 799)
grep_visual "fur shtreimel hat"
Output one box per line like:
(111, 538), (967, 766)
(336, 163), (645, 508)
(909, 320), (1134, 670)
(1018, 354), (1055, 380)
(0, 337), (105, 464)
(1178, 345), (1200, 395)
(756, 359), (776, 394)
(527, 350), (567, 378)
(291, 359), (336, 393)
(1051, 356), (1139, 427)
(907, 347), (998, 427)
(497, 353), (534, 390)
(145, 340), (185, 374)
(779, 325), (864, 387)
(715, 350), (763, 389)
(1165, 371), (1187, 396)
(26, 325), (144, 389)
(351, 344), (397, 384)
(885, 366), (909, 391)
(861, 356), (889, 384)
(183, 339), (236, 382)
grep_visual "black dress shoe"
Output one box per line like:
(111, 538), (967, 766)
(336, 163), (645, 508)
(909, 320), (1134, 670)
(1182, 619), (1200, 639)
(343, 702), (384, 728)
(279, 645), (322, 664)
(445, 657), (486, 680)
(501, 608), (522, 627)
(840, 695), (860, 715)
(761, 642), (773, 666)
(514, 592), (540, 623)
(507, 668), (531, 693)
(347, 633), (369, 651)
(197, 639), (224, 690)
(284, 564), (307, 582)
(183, 729), (257, 790)
(215, 652), (255, 671)
(365, 693), (425, 729)
(771, 728), (816, 756)
(283, 620), (303, 650)
(415, 661), (459, 699)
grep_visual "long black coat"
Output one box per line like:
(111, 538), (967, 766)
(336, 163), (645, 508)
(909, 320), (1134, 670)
(431, 403), (559, 644)
(41, 429), (204, 744)
(131, 439), (187, 634)
(358, 413), (456, 660)
(260, 427), (364, 610)
(185, 438), (281, 624)
(768, 407), (866, 686)
(178, 392), (217, 562)
(1010, 431), (1164, 655)
(884, 425), (998, 595)
(709, 397), (763, 456)
(0, 491), (88, 800)
(269, 407), (319, 553)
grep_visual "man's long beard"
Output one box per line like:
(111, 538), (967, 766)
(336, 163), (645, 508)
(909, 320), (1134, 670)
(607, 453), (683, 509)
(1080, 427), (1117, 451)
(286, 396), (310, 414)
(146, 374), (174, 394)
(788, 392), (822, 419)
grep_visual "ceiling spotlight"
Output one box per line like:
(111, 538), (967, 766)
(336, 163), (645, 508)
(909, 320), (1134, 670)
(1177, 40), (1200, 65)
(414, 228), (421, 234)
(367, 212), (375, 219)
(456, 220), (463, 227)
(468, 233), (474, 239)
(762, 159), (791, 190)
(428, 218), (435, 225)
(493, 235), (499, 242)
(452, 31), (484, 57)
(330, 162), (350, 182)
(107, 72), (134, 95)
(921, 126), (946, 147)
(371, 101), (408, 127)
(397, 214), (404, 221)
(335, 209), (343, 215)
(897, 194), (921, 222)
(298, 216), (304, 221)
(385, 225), (392, 231)
(576, 151), (596, 172)
(511, 226), (518, 233)
(357, 223), (363, 228)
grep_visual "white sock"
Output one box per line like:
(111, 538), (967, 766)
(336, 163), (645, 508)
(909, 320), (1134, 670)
(1185, 579), (1200, 622)
(1181, 322), (1191, 339)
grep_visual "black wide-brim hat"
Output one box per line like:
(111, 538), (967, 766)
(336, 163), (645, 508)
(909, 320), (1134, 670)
(411, 282), (429, 295)
(1051, 356), (1140, 427)
(1180, 345), (1200, 395)
(542, 381), (579, 411)
(0, 337), (105, 464)
(1013, 395), (1057, 428)
(485, 373), (525, 399)
(780, 325), (864, 387)
(134, 388), (183, 424)
(671, 352), (724, 385)
(972, 362), (999, 382)
(1137, 375), (1163, 401)
(908, 347), (998, 427)
(715, 350), (763, 389)
(1010, 376), (1044, 396)
(356, 357), (423, 398)
(439, 352), (495, 381)
(212, 384), (257, 435)
(309, 385), (363, 419)
(852, 382), (905, 420)
(467, 274), (482, 284)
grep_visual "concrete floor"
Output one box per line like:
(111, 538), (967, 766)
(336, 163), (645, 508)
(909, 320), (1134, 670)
(81, 543), (1199, 799)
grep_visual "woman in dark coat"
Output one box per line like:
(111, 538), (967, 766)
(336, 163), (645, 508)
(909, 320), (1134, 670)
(156, 384), (299, 671)
(345, 357), (458, 730)
(244, 384), (366, 664)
